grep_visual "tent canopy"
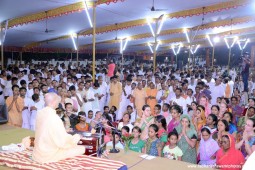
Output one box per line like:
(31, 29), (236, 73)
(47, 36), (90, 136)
(0, 0), (254, 54)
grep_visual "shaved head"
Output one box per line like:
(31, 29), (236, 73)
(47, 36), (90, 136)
(45, 92), (61, 109)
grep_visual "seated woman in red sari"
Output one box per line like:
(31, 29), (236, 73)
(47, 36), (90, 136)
(216, 134), (245, 170)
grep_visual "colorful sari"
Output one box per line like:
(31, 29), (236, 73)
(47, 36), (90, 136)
(216, 134), (245, 170)
(175, 115), (197, 164)
(145, 138), (161, 156)
(199, 127), (220, 165)
(139, 116), (154, 140)
(158, 128), (167, 143)
(167, 119), (180, 133)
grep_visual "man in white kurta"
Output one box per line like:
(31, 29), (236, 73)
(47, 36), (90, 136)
(32, 93), (84, 163)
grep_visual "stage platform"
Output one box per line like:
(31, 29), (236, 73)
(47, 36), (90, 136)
(0, 124), (214, 170)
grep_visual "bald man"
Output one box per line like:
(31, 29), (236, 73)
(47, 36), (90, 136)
(32, 93), (84, 163)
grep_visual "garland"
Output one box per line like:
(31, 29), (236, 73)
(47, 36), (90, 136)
(4, 0), (125, 28)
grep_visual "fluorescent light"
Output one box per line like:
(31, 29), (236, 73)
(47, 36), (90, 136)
(177, 44), (182, 54)
(194, 44), (200, 53)
(147, 18), (155, 37)
(155, 43), (160, 51)
(243, 39), (250, 49)
(224, 37), (230, 49)
(190, 44), (200, 54)
(156, 15), (166, 35)
(238, 39), (250, 50)
(237, 41), (242, 50)
(213, 36), (220, 43)
(123, 39), (129, 51)
(231, 36), (238, 48)
(184, 28), (190, 43)
(206, 35), (213, 47)
(70, 33), (77, 50)
(148, 43), (153, 53)
(83, 0), (93, 27)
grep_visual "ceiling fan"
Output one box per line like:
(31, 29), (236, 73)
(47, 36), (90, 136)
(114, 23), (121, 41)
(44, 11), (55, 33)
(150, 0), (167, 12)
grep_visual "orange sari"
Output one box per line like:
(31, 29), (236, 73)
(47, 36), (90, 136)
(146, 88), (158, 116)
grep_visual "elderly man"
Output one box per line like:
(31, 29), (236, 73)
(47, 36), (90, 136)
(32, 93), (84, 163)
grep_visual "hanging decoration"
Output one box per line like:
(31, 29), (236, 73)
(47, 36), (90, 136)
(2, 0), (125, 29)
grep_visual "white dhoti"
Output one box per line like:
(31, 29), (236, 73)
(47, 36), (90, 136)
(22, 109), (30, 129)
(30, 110), (37, 131)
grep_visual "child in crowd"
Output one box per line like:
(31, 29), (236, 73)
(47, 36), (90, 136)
(75, 111), (90, 132)
(86, 110), (93, 124)
(30, 94), (45, 131)
(198, 127), (219, 165)
(127, 105), (136, 125)
(109, 106), (117, 122)
(144, 124), (162, 156)
(106, 132), (124, 149)
(129, 126), (145, 153)
(163, 132), (183, 160)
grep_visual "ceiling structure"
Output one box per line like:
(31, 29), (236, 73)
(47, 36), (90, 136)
(1, 0), (255, 55)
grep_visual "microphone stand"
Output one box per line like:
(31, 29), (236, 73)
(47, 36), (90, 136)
(108, 121), (120, 153)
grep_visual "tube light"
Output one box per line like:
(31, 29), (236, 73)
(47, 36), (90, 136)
(147, 18), (155, 37)
(83, 0), (93, 28)
(70, 33), (77, 51)
(123, 39), (129, 51)
(206, 35), (213, 47)
(231, 36), (238, 48)
(237, 39), (250, 50)
(224, 38), (230, 49)
(156, 15), (166, 35)
(148, 43), (153, 53)
(184, 28), (190, 43)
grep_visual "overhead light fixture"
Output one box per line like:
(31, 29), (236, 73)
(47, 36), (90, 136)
(147, 18), (155, 37)
(120, 38), (129, 54)
(171, 43), (182, 55)
(156, 14), (166, 35)
(190, 44), (200, 54)
(147, 42), (154, 53)
(70, 33), (77, 50)
(206, 35), (213, 47)
(184, 28), (190, 43)
(213, 36), (220, 43)
(237, 39), (250, 50)
(83, 0), (93, 27)
(224, 36), (238, 49)
(155, 42), (160, 51)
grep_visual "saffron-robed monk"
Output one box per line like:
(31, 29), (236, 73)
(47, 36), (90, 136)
(32, 92), (84, 163)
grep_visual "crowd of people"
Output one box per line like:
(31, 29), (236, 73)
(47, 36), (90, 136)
(0, 54), (254, 169)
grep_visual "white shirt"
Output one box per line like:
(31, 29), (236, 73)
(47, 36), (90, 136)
(171, 96), (187, 114)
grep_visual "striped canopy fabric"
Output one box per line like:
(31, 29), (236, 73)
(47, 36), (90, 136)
(0, 150), (127, 170)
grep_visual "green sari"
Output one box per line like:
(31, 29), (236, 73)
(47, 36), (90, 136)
(175, 114), (197, 164)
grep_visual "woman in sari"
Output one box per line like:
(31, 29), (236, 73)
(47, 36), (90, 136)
(238, 106), (255, 132)
(136, 105), (155, 140)
(236, 118), (255, 159)
(168, 105), (182, 133)
(155, 115), (168, 147)
(216, 134), (245, 170)
(199, 127), (220, 165)
(223, 112), (237, 139)
(173, 114), (197, 164)
(199, 96), (211, 117)
(146, 82), (158, 116)
(193, 105), (206, 138)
